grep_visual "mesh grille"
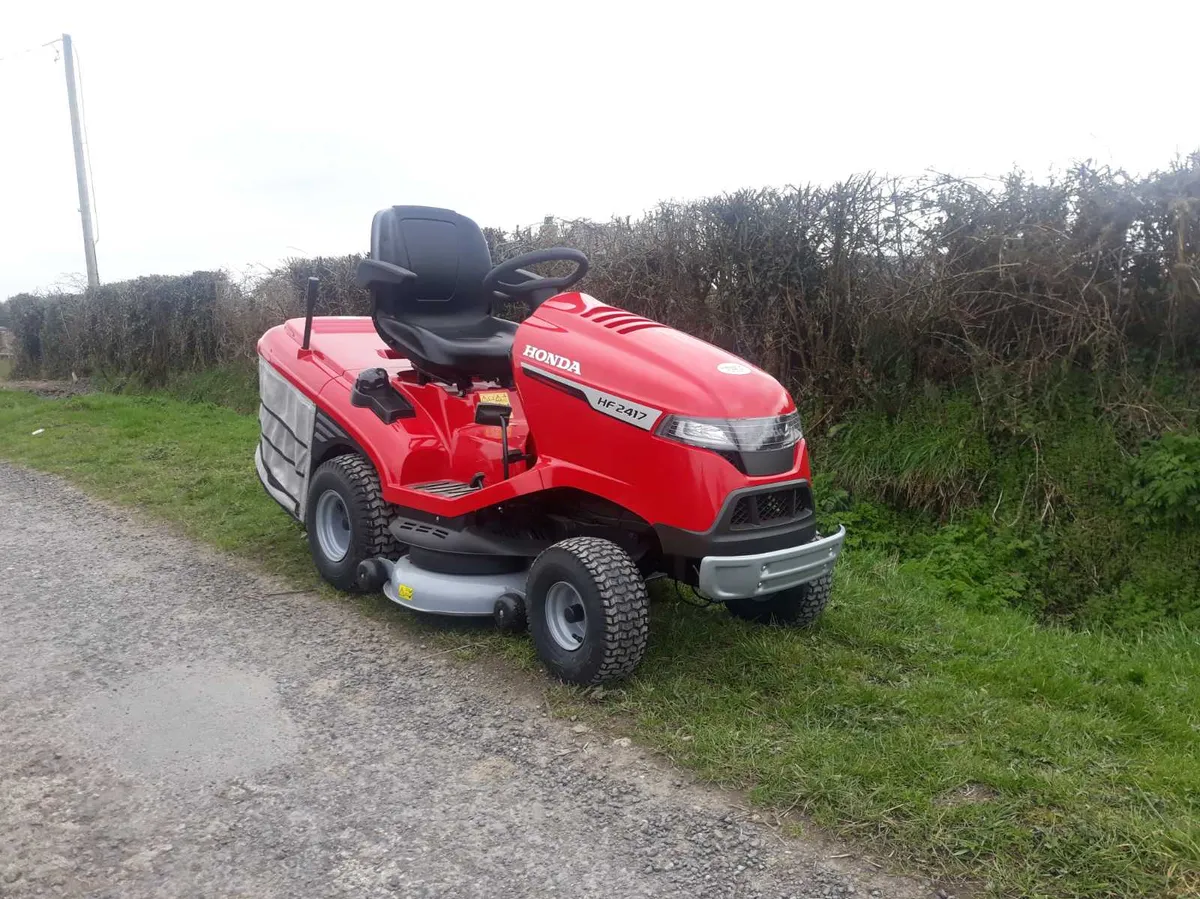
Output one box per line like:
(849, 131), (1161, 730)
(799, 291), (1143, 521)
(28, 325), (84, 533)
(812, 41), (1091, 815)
(727, 485), (812, 529)
(730, 498), (753, 527)
(757, 491), (791, 521)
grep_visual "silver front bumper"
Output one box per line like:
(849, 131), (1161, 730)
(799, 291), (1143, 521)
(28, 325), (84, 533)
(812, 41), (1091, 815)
(697, 526), (846, 601)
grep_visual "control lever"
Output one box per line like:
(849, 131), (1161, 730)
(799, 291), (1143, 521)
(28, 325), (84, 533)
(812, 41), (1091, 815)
(475, 402), (514, 480)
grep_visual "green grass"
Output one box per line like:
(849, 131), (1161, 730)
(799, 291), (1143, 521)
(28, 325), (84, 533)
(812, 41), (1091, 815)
(0, 390), (312, 575)
(1, 387), (1198, 898)
(95, 361), (260, 414)
(824, 395), (992, 512)
(822, 385), (1200, 631)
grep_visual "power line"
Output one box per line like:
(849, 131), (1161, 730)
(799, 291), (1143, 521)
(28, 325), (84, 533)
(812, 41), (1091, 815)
(0, 38), (60, 63)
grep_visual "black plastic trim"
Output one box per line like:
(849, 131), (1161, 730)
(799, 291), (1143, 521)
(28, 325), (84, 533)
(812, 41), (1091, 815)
(351, 367), (415, 424)
(713, 445), (795, 476)
(521, 363), (587, 402)
(653, 479), (817, 559)
(312, 410), (361, 467)
(314, 410), (348, 442)
(389, 515), (548, 558)
(408, 546), (528, 575)
(739, 446), (795, 476)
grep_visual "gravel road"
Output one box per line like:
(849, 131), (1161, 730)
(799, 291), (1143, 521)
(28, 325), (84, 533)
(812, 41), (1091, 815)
(0, 463), (935, 899)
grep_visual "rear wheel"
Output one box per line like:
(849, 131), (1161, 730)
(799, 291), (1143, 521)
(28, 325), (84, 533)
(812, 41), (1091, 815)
(305, 454), (398, 591)
(725, 573), (833, 627)
(527, 537), (650, 685)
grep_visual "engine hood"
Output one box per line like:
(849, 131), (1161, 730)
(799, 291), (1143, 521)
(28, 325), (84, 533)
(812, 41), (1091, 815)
(516, 293), (792, 423)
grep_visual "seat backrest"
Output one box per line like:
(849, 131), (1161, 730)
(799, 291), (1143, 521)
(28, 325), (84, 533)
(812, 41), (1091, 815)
(368, 206), (492, 321)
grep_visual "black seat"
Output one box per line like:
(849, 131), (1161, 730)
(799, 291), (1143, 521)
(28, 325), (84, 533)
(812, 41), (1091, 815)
(359, 206), (516, 386)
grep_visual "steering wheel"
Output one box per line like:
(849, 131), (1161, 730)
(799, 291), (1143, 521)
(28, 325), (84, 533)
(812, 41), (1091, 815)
(481, 248), (589, 301)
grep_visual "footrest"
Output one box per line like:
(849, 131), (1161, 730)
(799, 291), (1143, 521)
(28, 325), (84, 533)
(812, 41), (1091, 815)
(409, 480), (482, 499)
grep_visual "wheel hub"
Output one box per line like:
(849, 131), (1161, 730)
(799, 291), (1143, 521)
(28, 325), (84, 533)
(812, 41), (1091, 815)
(314, 489), (352, 562)
(545, 581), (587, 651)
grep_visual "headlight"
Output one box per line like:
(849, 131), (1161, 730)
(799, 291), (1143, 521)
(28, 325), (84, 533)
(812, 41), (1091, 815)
(656, 411), (803, 452)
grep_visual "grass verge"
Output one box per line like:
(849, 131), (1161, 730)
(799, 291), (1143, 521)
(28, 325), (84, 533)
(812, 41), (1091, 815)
(1, 387), (1197, 898)
(94, 360), (261, 414)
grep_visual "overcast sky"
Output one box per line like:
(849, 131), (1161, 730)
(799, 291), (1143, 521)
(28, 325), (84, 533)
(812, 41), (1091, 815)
(2, 0), (1197, 300)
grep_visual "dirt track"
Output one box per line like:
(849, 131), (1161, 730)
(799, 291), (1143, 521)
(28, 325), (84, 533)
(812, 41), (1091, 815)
(0, 379), (91, 399)
(0, 463), (933, 898)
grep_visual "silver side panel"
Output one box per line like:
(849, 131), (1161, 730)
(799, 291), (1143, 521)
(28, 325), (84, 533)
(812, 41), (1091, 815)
(698, 526), (846, 600)
(520, 362), (662, 430)
(255, 444), (298, 519)
(381, 557), (529, 616)
(256, 356), (317, 519)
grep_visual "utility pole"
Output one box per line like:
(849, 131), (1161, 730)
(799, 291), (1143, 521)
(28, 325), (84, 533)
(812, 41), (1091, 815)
(61, 33), (99, 289)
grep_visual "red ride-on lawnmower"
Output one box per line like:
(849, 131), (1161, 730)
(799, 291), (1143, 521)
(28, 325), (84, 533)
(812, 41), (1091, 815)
(256, 206), (845, 684)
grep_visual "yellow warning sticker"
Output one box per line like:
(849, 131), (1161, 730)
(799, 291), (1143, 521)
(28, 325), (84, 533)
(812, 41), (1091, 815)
(478, 391), (511, 406)
(397, 584), (414, 601)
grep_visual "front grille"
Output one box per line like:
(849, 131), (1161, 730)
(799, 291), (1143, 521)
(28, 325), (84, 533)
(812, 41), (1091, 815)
(730, 498), (753, 527)
(728, 485), (812, 530)
(757, 491), (789, 521)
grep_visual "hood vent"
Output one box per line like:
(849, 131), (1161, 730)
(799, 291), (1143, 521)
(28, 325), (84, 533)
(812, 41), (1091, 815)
(580, 305), (666, 335)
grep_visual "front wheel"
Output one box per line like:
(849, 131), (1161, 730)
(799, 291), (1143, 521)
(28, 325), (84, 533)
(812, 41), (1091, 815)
(526, 537), (650, 685)
(725, 573), (833, 627)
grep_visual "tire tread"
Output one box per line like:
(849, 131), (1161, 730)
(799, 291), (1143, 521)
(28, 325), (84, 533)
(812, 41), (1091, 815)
(327, 454), (399, 558)
(306, 453), (399, 591)
(726, 572), (833, 627)
(531, 536), (650, 684)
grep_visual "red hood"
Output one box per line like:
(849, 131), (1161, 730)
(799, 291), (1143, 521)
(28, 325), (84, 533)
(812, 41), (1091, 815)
(516, 293), (792, 420)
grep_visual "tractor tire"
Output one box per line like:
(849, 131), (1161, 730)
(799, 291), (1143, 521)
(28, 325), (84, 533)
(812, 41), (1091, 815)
(725, 573), (833, 627)
(305, 454), (398, 592)
(526, 537), (650, 686)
